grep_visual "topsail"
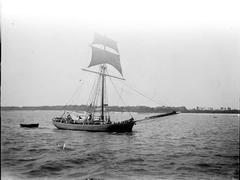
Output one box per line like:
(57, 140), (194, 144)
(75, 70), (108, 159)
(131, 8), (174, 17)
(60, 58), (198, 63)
(92, 33), (119, 52)
(88, 33), (123, 76)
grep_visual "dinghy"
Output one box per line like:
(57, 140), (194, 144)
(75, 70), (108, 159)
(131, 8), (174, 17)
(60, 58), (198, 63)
(20, 123), (39, 128)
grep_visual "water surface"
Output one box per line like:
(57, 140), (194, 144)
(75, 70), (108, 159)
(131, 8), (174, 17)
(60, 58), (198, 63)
(1, 111), (239, 179)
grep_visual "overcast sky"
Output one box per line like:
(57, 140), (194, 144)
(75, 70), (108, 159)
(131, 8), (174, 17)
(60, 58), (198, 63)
(1, 0), (240, 109)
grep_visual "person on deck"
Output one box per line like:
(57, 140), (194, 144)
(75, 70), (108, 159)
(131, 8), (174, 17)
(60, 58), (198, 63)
(88, 113), (92, 121)
(66, 113), (72, 123)
(67, 114), (71, 119)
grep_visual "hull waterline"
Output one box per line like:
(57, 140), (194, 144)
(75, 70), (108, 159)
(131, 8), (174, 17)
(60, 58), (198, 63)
(52, 120), (135, 132)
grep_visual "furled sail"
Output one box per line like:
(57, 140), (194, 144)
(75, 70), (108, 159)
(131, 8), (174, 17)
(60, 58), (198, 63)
(89, 46), (123, 76)
(92, 33), (119, 52)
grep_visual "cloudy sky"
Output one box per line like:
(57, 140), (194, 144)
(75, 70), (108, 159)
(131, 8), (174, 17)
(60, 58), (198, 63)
(1, 0), (240, 109)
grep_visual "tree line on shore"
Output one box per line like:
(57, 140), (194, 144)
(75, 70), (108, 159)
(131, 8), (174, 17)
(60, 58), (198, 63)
(1, 105), (239, 114)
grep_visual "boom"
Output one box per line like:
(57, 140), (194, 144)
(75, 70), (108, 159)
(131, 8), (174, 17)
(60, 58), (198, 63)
(82, 68), (125, 80)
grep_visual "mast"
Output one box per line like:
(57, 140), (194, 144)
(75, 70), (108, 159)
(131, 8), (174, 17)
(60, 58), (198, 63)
(101, 43), (106, 121)
(101, 65), (105, 120)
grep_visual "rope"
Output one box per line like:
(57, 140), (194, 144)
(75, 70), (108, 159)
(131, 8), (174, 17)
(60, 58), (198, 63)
(106, 69), (133, 118)
(86, 74), (99, 106)
(61, 80), (84, 116)
(92, 74), (101, 114)
(120, 81), (166, 107)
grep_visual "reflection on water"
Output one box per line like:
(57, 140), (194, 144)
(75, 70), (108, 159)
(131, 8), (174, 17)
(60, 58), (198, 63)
(1, 111), (239, 179)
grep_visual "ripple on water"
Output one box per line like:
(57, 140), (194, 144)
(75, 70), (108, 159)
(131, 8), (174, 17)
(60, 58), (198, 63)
(23, 161), (72, 178)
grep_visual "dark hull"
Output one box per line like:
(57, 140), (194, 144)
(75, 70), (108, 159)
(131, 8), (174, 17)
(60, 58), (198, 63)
(106, 121), (135, 132)
(20, 123), (39, 128)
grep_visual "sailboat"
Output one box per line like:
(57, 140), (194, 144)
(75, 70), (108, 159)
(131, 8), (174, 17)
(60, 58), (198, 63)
(52, 33), (136, 132)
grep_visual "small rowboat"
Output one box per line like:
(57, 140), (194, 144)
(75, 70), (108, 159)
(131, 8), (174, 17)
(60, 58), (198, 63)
(20, 123), (39, 128)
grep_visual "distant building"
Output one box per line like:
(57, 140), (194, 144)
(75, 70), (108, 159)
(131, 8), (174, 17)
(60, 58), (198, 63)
(220, 107), (227, 110)
(208, 107), (213, 110)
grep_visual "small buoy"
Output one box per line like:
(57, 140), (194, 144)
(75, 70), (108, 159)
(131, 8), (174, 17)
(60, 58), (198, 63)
(57, 142), (66, 150)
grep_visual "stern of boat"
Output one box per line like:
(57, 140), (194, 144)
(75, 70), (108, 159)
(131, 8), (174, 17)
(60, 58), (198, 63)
(107, 119), (136, 132)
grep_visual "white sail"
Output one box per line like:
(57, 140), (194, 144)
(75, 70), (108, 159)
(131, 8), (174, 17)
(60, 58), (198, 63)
(89, 46), (123, 75)
(92, 33), (119, 52)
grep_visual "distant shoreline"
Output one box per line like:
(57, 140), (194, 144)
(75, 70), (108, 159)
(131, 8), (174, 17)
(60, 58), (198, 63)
(181, 111), (239, 114)
(1, 105), (239, 114)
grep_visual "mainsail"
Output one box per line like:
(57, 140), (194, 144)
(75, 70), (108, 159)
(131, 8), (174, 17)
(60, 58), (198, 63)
(88, 34), (123, 76)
